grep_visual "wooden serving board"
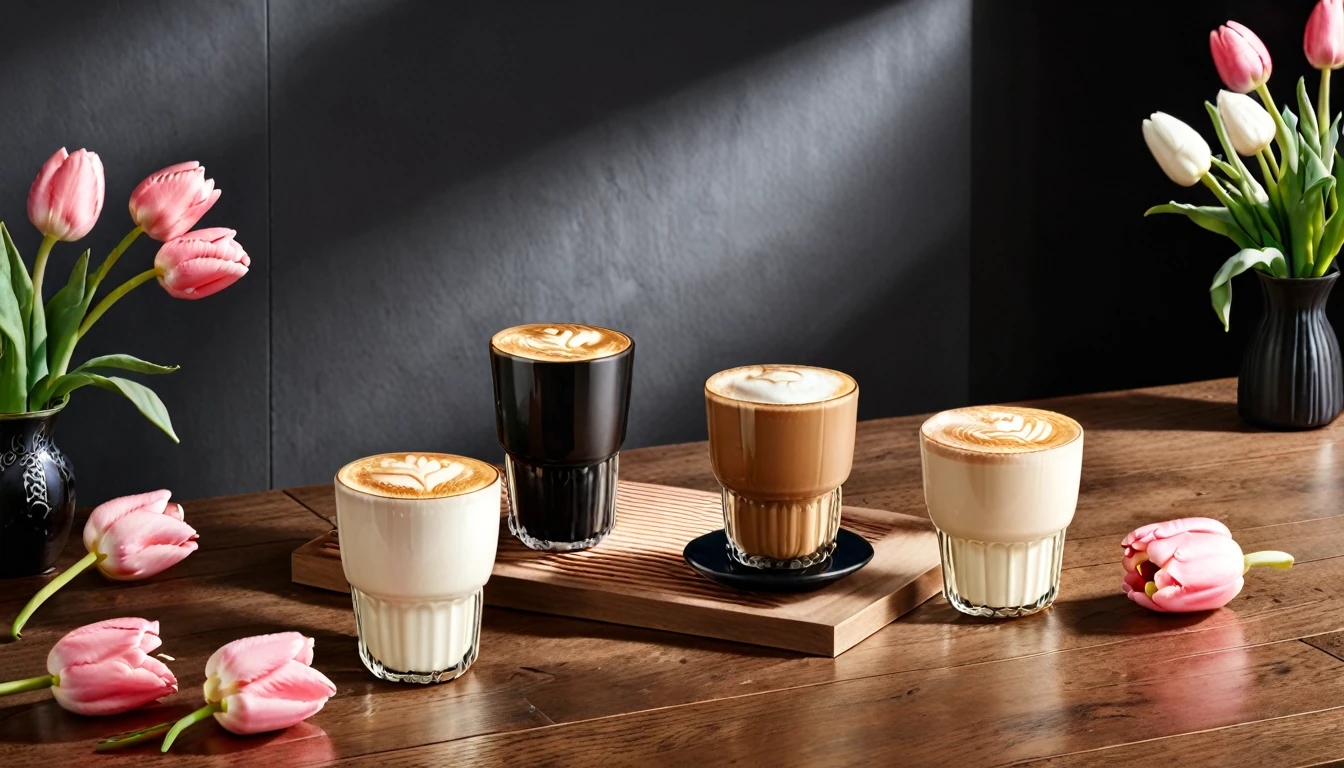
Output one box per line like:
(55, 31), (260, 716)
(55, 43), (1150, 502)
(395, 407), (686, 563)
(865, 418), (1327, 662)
(292, 481), (942, 656)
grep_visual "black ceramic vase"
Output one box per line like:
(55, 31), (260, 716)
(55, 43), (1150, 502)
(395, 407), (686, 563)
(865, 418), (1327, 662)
(1238, 270), (1344, 430)
(0, 404), (75, 578)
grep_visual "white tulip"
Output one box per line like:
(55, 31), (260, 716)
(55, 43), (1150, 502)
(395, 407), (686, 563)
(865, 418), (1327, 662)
(1143, 112), (1212, 187)
(1217, 90), (1276, 156)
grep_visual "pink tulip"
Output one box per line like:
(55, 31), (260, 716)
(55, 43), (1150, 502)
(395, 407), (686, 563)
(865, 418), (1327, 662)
(129, 161), (222, 242)
(11, 491), (198, 639)
(1307, 0), (1344, 70)
(160, 633), (336, 752)
(0, 618), (177, 716)
(84, 489), (199, 579)
(27, 148), (105, 241)
(1121, 517), (1293, 612)
(154, 228), (250, 299)
(1210, 21), (1273, 93)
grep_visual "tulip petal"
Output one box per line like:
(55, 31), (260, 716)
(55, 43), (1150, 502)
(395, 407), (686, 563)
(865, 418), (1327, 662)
(214, 661), (335, 734)
(1125, 585), (1165, 612)
(52, 655), (177, 716)
(97, 510), (198, 580)
(206, 633), (315, 693)
(1122, 517), (1230, 552)
(47, 618), (160, 672)
(1122, 570), (1148, 594)
(83, 490), (173, 552)
(1152, 577), (1245, 613)
(1146, 532), (1245, 589)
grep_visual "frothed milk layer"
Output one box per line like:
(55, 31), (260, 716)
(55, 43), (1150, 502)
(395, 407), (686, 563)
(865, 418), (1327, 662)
(338, 453), (498, 500)
(706, 365), (855, 405)
(491, 324), (631, 362)
(921, 406), (1082, 458)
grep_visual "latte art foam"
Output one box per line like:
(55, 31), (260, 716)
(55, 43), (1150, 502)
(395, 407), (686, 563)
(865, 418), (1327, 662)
(491, 324), (631, 362)
(338, 453), (498, 499)
(706, 365), (856, 405)
(921, 406), (1082, 455)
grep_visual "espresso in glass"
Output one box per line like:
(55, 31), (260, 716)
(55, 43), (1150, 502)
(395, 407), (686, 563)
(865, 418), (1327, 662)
(490, 324), (634, 551)
(336, 453), (501, 683)
(920, 406), (1084, 618)
(705, 365), (858, 569)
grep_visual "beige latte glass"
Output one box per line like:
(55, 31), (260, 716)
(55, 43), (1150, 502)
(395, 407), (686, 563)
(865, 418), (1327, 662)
(705, 365), (858, 569)
(920, 406), (1083, 618)
(336, 453), (501, 683)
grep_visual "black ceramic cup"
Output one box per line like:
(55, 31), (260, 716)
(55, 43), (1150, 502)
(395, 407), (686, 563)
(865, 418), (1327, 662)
(489, 324), (634, 551)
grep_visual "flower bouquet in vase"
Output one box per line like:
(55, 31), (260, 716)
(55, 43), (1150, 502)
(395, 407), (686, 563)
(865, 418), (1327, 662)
(0, 149), (249, 577)
(1143, 2), (1344, 429)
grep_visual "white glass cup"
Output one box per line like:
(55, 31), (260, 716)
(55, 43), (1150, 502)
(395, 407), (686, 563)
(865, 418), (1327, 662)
(335, 453), (501, 683)
(920, 407), (1083, 618)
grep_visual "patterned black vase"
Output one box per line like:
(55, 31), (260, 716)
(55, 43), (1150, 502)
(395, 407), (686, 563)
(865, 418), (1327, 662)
(0, 404), (75, 578)
(1238, 270), (1344, 430)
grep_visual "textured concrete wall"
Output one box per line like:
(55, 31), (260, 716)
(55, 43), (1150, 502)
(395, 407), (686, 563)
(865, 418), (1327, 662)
(269, 0), (972, 487)
(1, 0), (970, 499)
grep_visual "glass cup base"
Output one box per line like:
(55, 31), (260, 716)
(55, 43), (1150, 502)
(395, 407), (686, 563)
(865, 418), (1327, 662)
(936, 527), (1066, 619)
(351, 587), (482, 683)
(722, 487), (842, 570)
(504, 453), (617, 552)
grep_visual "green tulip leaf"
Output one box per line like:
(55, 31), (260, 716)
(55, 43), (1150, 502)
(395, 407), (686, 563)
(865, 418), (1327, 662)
(1145, 203), (1256, 249)
(1298, 77), (1321, 154)
(71, 354), (179, 377)
(1, 224), (32, 330)
(80, 373), (178, 442)
(0, 226), (26, 412)
(42, 249), (89, 396)
(1210, 247), (1288, 331)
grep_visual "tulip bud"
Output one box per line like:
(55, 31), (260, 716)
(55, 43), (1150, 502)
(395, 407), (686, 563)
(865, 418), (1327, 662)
(1306, 0), (1344, 70)
(1217, 90), (1277, 156)
(155, 228), (250, 299)
(1143, 112), (1212, 187)
(11, 490), (197, 639)
(160, 632), (336, 752)
(27, 148), (105, 242)
(0, 618), (177, 716)
(1210, 21), (1273, 93)
(1121, 517), (1293, 613)
(129, 161), (222, 242)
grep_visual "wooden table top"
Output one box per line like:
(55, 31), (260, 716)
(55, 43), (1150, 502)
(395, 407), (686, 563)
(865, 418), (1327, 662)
(3, 377), (1344, 767)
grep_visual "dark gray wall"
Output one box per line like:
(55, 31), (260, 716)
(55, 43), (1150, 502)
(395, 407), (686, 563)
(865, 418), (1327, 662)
(1, 0), (970, 500)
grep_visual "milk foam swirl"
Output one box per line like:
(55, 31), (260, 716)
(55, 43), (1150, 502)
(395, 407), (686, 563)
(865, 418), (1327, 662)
(921, 406), (1081, 454)
(491, 324), (631, 362)
(706, 365), (856, 405)
(338, 453), (498, 499)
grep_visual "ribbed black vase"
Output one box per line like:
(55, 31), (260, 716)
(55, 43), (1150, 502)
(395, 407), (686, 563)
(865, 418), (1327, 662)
(1238, 270), (1344, 430)
(0, 404), (75, 578)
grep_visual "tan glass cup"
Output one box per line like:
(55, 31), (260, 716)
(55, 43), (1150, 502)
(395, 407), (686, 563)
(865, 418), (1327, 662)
(920, 406), (1083, 618)
(705, 365), (859, 569)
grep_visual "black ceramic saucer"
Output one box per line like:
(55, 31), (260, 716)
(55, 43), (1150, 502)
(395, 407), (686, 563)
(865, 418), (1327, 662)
(683, 528), (874, 593)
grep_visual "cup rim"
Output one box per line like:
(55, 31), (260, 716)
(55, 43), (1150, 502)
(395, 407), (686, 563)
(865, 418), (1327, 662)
(334, 453), (501, 501)
(488, 323), (633, 363)
(703, 364), (858, 409)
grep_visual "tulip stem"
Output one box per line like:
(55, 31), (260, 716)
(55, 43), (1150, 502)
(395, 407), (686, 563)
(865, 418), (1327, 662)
(96, 720), (176, 752)
(1262, 147), (1281, 181)
(0, 674), (53, 696)
(1320, 69), (1332, 146)
(11, 551), (99, 639)
(29, 234), (56, 305)
(1244, 550), (1295, 573)
(161, 702), (221, 753)
(1200, 174), (1259, 242)
(89, 226), (143, 293)
(77, 268), (160, 341)
(1257, 83), (1298, 174)
(1256, 151), (1283, 218)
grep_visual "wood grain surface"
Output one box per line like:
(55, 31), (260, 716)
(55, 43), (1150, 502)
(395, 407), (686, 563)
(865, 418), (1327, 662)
(293, 481), (942, 656)
(2, 378), (1343, 766)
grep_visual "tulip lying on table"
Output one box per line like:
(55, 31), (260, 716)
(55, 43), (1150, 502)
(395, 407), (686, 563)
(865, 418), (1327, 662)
(10, 490), (198, 639)
(1122, 518), (1294, 612)
(0, 618), (177, 714)
(98, 632), (337, 752)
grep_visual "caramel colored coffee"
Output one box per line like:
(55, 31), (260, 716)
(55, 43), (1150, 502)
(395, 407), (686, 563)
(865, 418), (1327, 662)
(490, 324), (631, 362)
(705, 365), (859, 566)
(337, 453), (499, 500)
